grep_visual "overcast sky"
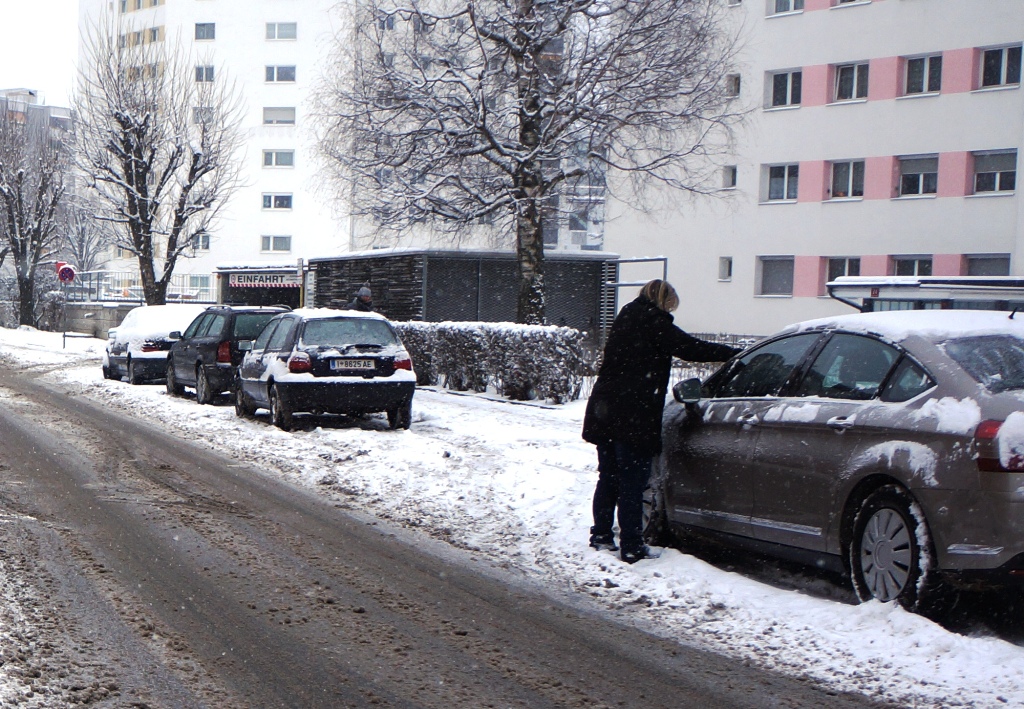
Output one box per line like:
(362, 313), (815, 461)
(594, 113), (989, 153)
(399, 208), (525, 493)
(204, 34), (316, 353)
(0, 3), (80, 106)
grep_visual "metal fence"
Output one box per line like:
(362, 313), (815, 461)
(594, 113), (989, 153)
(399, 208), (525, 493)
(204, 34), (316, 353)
(62, 271), (217, 304)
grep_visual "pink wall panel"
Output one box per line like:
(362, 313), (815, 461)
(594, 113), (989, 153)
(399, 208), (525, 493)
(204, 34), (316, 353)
(802, 64), (830, 107)
(804, 0), (831, 10)
(938, 152), (972, 198)
(863, 156), (896, 200)
(860, 255), (891, 276)
(933, 254), (966, 276)
(793, 256), (824, 297)
(798, 161), (828, 202)
(870, 56), (901, 101)
(942, 48), (976, 94)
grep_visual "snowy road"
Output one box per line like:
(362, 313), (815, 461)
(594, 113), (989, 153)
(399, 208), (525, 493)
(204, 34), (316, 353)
(1, 326), (1024, 707)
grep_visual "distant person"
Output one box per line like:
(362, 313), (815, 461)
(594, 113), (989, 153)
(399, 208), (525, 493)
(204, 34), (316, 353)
(582, 279), (742, 563)
(348, 286), (374, 312)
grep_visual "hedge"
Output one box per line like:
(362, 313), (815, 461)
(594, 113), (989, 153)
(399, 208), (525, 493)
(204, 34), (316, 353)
(393, 321), (595, 404)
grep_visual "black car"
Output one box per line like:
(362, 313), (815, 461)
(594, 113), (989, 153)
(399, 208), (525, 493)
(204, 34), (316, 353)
(234, 309), (417, 430)
(166, 305), (289, 404)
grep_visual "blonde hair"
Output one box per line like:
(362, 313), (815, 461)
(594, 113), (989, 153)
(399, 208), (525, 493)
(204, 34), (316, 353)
(640, 279), (679, 313)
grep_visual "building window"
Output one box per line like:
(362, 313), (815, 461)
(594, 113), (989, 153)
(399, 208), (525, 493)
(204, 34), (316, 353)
(766, 164), (799, 201)
(726, 74), (741, 97)
(195, 23), (215, 40)
(905, 55), (942, 95)
(722, 165), (737, 189)
(266, 66), (297, 83)
(378, 12), (395, 30)
(195, 65), (214, 83)
(189, 275), (211, 299)
(830, 160), (864, 198)
(192, 106), (214, 124)
(266, 22), (297, 40)
(147, 27), (161, 43)
(770, 0), (804, 14)
(770, 70), (802, 107)
(967, 255), (1011, 276)
(263, 150), (295, 167)
(835, 62), (869, 101)
(973, 151), (1017, 193)
(981, 46), (1022, 88)
(759, 257), (794, 295)
(263, 107), (296, 125)
(262, 194), (293, 210)
(190, 232), (210, 251)
(261, 235), (292, 252)
(898, 156), (938, 196)
(718, 257), (733, 282)
(893, 257), (932, 276)
(827, 257), (860, 282)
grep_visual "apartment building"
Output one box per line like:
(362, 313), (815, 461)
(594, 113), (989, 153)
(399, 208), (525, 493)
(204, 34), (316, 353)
(78, 0), (348, 282)
(604, 0), (1024, 335)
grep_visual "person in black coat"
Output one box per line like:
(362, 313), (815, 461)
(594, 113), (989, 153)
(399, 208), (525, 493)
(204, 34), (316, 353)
(583, 279), (741, 563)
(348, 286), (374, 312)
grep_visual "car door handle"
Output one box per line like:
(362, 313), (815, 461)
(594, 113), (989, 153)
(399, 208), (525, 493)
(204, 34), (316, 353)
(737, 412), (759, 426)
(827, 416), (856, 431)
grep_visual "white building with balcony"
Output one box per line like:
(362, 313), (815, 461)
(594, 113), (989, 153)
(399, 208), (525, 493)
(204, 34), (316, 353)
(604, 0), (1024, 335)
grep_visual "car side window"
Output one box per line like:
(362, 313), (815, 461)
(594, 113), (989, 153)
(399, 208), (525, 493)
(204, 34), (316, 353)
(253, 321), (280, 351)
(880, 357), (935, 403)
(182, 315), (206, 339)
(714, 333), (820, 398)
(795, 334), (899, 401)
(267, 319), (297, 351)
(201, 314), (227, 337)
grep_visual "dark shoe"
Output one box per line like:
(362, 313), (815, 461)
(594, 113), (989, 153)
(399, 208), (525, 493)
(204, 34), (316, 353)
(589, 533), (618, 552)
(620, 545), (659, 564)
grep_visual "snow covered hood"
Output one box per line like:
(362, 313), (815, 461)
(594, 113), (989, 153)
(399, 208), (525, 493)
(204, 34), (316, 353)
(781, 310), (1024, 344)
(114, 304), (208, 342)
(290, 307), (390, 322)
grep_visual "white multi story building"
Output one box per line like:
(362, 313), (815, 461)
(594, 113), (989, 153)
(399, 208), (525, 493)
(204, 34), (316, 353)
(78, 0), (348, 279)
(604, 0), (1024, 335)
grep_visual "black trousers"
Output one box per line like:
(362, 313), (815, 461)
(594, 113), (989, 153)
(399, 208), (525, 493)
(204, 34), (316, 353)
(591, 441), (652, 554)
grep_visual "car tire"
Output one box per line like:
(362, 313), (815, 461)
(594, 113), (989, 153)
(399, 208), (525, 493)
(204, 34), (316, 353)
(849, 484), (951, 615)
(166, 363), (184, 396)
(128, 359), (144, 385)
(102, 363), (115, 380)
(387, 399), (413, 430)
(196, 367), (213, 405)
(234, 380), (256, 418)
(642, 468), (671, 547)
(269, 385), (292, 431)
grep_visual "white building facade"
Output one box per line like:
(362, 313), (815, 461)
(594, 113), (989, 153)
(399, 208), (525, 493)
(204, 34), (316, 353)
(78, 0), (349, 281)
(604, 0), (1024, 335)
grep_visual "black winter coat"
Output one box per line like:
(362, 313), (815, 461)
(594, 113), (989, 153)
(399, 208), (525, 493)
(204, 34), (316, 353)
(582, 295), (740, 456)
(347, 298), (374, 312)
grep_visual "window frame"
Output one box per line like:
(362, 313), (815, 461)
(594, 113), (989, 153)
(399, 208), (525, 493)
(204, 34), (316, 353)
(194, 22), (215, 41)
(973, 150), (1017, 194)
(829, 160), (865, 199)
(765, 163), (799, 202)
(262, 107), (296, 125)
(261, 193), (293, 210)
(262, 150), (295, 168)
(265, 65), (297, 83)
(980, 45), (1022, 88)
(265, 22), (297, 40)
(892, 257), (933, 277)
(261, 235), (293, 253)
(195, 65), (215, 83)
(904, 54), (942, 95)
(834, 62), (869, 101)
(897, 156), (938, 197)
(769, 0), (804, 15)
(758, 256), (795, 296)
(768, 70), (802, 108)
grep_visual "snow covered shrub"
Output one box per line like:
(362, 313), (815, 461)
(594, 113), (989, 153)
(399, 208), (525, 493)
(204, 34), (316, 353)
(432, 323), (491, 392)
(392, 321), (438, 386)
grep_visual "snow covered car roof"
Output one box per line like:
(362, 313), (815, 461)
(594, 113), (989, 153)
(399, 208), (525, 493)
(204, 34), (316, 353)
(115, 304), (209, 342)
(780, 310), (1024, 343)
(288, 307), (390, 321)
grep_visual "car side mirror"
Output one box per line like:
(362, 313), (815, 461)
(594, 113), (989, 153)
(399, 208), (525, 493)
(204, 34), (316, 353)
(238, 340), (253, 352)
(673, 377), (703, 404)
(168, 331), (181, 340)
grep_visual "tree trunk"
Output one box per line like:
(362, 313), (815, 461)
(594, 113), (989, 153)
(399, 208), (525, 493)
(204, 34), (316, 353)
(17, 275), (34, 327)
(515, 203), (545, 325)
(137, 253), (167, 305)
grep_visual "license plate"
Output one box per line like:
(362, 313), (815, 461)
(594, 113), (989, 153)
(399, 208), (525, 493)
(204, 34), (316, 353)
(330, 359), (375, 371)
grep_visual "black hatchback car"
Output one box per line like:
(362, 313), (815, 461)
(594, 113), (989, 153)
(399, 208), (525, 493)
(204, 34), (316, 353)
(166, 305), (289, 404)
(234, 308), (416, 430)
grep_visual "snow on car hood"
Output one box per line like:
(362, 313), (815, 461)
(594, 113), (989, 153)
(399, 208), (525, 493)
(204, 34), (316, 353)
(115, 305), (207, 342)
(783, 310), (1024, 343)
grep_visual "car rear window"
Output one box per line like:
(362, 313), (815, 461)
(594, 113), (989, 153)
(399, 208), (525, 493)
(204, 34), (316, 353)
(943, 335), (1024, 393)
(233, 312), (280, 340)
(301, 318), (397, 347)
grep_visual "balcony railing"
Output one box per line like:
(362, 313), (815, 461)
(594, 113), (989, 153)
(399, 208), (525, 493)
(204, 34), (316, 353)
(62, 271), (217, 304)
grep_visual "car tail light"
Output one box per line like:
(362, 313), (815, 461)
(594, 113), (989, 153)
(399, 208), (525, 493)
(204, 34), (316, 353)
(140, 341), (161, 353)
(217, 341), (232, 364)
(394, 357), (413, 371)
(974, 419), (1024, 472)
(288, 351), (312, 373)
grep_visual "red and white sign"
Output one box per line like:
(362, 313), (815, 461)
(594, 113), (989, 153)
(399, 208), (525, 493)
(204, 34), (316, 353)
(57, 264), (76, 284)
(229, 273), (301, 288)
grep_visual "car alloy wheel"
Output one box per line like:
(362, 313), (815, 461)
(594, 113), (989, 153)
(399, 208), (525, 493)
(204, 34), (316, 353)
(234, 380), (255, 418)
(128, 359), (144, 385)
(196, 367), (213, 405)
(642, 470), (670, 547)
(269, 385), (292, 431)
(849, 484), (949, 614)
(166, 364), (183, 396)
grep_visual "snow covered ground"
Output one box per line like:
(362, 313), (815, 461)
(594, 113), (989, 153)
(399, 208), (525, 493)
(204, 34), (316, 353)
(2, 325), (1024, 708)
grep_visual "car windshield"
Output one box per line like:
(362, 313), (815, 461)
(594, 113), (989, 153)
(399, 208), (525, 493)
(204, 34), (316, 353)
(233, 312), (280, 340)
(942, 335), (1024, 393)
(301, 318), (397, 347)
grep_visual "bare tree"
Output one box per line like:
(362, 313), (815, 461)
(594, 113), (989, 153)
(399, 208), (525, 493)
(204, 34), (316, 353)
(314, 0), (740, 323)
(75, 16), (244, 305)
(0, 97), (71, 326)
(61, 190), (116, 273)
